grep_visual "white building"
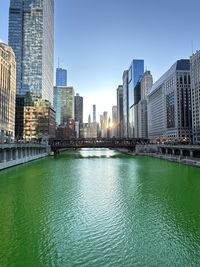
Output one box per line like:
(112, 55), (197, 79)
(148, 60), (192, 141)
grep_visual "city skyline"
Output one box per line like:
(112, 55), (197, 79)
(1, 0), (200, 121)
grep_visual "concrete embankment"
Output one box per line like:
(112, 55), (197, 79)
(135, 144), (200, 168)
(0, 144), (50, 170)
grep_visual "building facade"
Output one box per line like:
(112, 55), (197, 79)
(53, 86), (61, 125)
(136, 71), (153, 138)
(60, 86), (74, 125)
(9, 0), (54, 104)
(117, 85), (123, 138)
(54, 86), (75, 126)
(122, 70), (129, 138)
(0, 43), (16, 143)
(15, 94), (55, 141)
(190, 51), (200, 144)
(112, 106), (117, 138)
(93, 104), (96, 122)
(74, 93), (83, 124)
(148, 60), (192, 141)
(128, 60), (144, 137)
(56, 67), (67, 86)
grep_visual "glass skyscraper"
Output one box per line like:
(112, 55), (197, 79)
(9, 0), (54, 104)
(54, 86), (74, 125)
(128, 59), (144, 137)
(56, 67), (67, 86)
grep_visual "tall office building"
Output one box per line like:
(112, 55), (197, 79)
(53, 86), (61, 125)
(148, 60), (192, 141)
(0, 43), (16, 142)
(112, 106), (117, 138)
(128, 60), (144, 137)
(60, 87), (74, 125)
(56, 67), (67, 86)
(53, 86), (74, 125)
(93, 105), (96, 122)
(135, 71), (153, 138)
(117, 85), (123, 138)
(122, 70), (129, 138)
(191, 50), (200, 144)
(9, 0), (54, 104)
(74, 93), (83, 124)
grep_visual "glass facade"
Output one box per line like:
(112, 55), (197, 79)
(9, 0), (54, 104)
(60, 87), (74, 125)
(56, 68), (67, 86)
(128, 60), (144, 137)
(53, 86), (61, 125)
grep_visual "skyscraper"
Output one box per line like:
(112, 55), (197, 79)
(134, 71), (153, 138)
(9, 0), (54, 104)
(148, 60), (192, 141)
(0, 43), (16, 142)
(112, 106), (117, 138)
(60, 87), (74, 125)
(128, 60), (144, 137)
(93, 105), (96, 122)
(56, 67), (67, 86)
(122, 70), (129, 138)
(191, 51), (200, 144)
(117, 85), (123, 138)
(74, 93), (83, 124)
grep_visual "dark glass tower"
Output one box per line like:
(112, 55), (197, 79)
(9, 0), (54, 104)
(74, 94), (83, 124)
(128, 59), (144, 137)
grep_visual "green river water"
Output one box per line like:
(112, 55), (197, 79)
(0, 148), (200, 267)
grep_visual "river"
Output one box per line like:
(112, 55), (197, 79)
(0, 148), (200, 267)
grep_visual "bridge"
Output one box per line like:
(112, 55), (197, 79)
(49, 138), (149, 153)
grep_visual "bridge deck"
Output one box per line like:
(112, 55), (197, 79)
(50, 138), (148, 152)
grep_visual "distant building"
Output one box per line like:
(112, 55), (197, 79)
(74, 93), (83, 124)
(190, 50), (200, 144)
(122, 70), (129, 138)
(56, 67), (67, 86)
(88, 114), (91, 125)
(128, 60), (144, 137)
(135, 71), (153, 138)
(148, 60), (192, 141)
(112, 106), (117, 137)
(15, 94), (55, 141)
(93, 105), (96, 122)
(56, 119), (75, 139)
(101, 111), (108, 138)
(0, 43), (16, 143)
(54, 86), (74, 125)
(53, 86), (61, 125)
(9, 0), (54, 104)
(117, 85), (123, 138)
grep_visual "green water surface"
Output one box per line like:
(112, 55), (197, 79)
(0, 149), (200, 267)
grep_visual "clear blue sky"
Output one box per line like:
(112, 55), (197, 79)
(1, 0), (200, 122)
